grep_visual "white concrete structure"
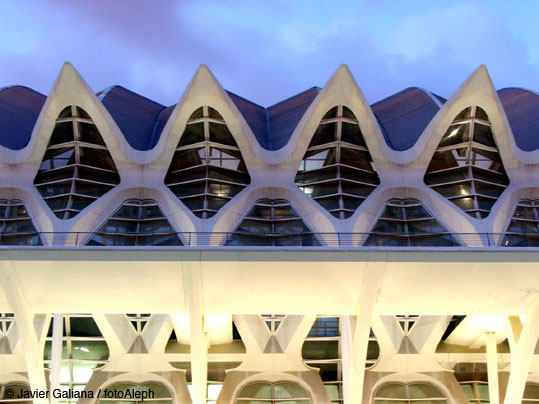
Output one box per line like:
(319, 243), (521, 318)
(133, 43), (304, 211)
(0, 63), (537, 404)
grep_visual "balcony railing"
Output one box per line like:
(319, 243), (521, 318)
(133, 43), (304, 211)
(0, 231), (537, 248)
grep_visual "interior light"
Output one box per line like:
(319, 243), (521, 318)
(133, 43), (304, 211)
(447, 128), (459, 138)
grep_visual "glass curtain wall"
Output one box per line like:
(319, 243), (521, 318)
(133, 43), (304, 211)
(226, 199), (320, 246)
(424, 106), (509, 219)
(0, 199), (40, 245)
(365, 199), (460, 246)
(236, 382), (311, 404)
(373, 383), (448, 403)
(165, 106), (250, 219)
(86, 199), (183, 246)
(34, 106), (120, 219)
(295, 106), (379, 219)
(501, 199), (539, 246)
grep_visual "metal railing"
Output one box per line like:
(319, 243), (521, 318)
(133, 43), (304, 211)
(0, 231), (537, 248)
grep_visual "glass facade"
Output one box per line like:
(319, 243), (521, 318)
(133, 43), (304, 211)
(86, 199), (183, 246)
(0, 313), (14, 336)
(502, 199), (539, 247)
(0, 384), (31, 404)
(365, 199), (460, 246)
(165, 106), (250, 219)
(523, 384), (539, 403)
(295, 105), (380, 219)
(374, 383), (447, 403)
(34, 106), (120, 219)
(236, 382), (311, 404)
(0, 199), (40, 245)
(226, 199), (320, 246)
(424, 106), (509, 219)
(44, 314), (109, 404)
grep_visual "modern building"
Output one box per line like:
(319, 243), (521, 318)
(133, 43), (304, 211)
(0, 63), (538, 404)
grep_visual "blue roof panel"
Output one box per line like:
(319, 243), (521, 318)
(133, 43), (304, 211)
(0, 86), (46, 150)
(498, 88), (539, 152)
(100, 86), (165, 151)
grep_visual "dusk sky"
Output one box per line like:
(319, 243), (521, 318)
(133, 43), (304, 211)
(1, 0), (538, 107)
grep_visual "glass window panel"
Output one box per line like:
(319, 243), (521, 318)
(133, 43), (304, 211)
(366, 340), (380, 360)
(455, 107), (473, 120)
(439, 123), (470, 147)
(69, 317), (102, 337)
(71, 340), (109, 361)
(75, 107), (91, 119)
(340, 148), (373, 170)
(141, 383), (171, 399)
(78, 122), (106, 146)
(477, 384), (489, 399)
(238, 383), (271, 398)
(342, 106), (356, 120)
(190, 107), (204, 119)
(309, 123), (336, 146)
(475, 106), (489, 121)
(179, 123), (205, 146)
(39, 148), (76, 170)
(58, 106), (73, 118)
(408, 384), (445, 398)
(382, 205), (403, 219)
(340, 122), (365, 147)
(208, 107), (223, 120)
(472, 123), (496, 147)
(79, 147), (117, 171)
(274, 383), (309, 399)
(302, 340), (339, 360)
(375, 384), (407, 398)
(209, 123), (238, 147)
(323, 106), (338, 119)
(49, 122), (75, 145)
(407, 219), (446, 234)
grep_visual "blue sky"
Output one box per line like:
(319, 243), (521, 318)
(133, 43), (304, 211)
(0, 0), (537, 106)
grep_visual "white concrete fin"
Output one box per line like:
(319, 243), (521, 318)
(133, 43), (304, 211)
(142, 314), (174, 354)
(233, 315), (272, 353)
(290, 64), (385, 166)
(407, 316), (451, 353)
(154, 64), (257, 168)
(377, 315), (405, 352)
(274, 315), (316, 353)
(93, 314), (136, 354)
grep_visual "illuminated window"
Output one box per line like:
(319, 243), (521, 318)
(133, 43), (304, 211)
(303, 316), (378, 404)
(459, 381), (489, 404)
(295, 105), (380, 219)
(365, 199), (460, 246)
(374, 383), (447, 403)
(98, 382), (172, 404)
(226, 199), (320, 246)
(165, 106), (250, 219)
(424, 106), (509, 219)
(236, 382), (311, 403)
(86, 199), (183, 246)
(44, 314), (109, 403)
(501, 199), (539, 247)
(34, 106), (120, 219)
(0, 384), (31, 404)
(0, 199), (41, 245)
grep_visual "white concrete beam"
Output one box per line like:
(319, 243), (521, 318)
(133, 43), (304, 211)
(486, 331), (500, 404)
(503, 296), (539, 404)
(0, 262), (48, 404)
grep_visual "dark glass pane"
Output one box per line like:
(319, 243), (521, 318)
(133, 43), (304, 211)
(342, 106), (356, 120)
(382, 205), (403, 219)
(39, 148), (75, 171)
(58, 106), (73, 118)
(78, 122), (106, 146)
(426, 148), (468, 172)
(49, 122), (75, 145)
(405, 205), (430, 219)
(340, 148), (372, 170)
(208, 107), (223, 120)
(69, 317), (102, 337)
(341, 122), (365, 146)
(309, 122), (336, 146)
(375, 384), (407, 399)
(372, 220), (405, 233)
(322, 106), (338, 119)
(79, 147), (117, 171)
(189, 107), (204, 120)
(472, 123), (496, 147)
(302, 340), (339, 360)
(209, 123), (237, 146)
(72, 340), (109, 360)
(179, 123), (205, 146)
(366, 340), (380, 360)
(475, 106), (489, 121)
(454, 107), (472, 120)
(75, 106), (91, 119)
(407, 219), (446, 234)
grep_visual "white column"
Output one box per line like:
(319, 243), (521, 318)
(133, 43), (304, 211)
(341, 264), (384, 404)
(0, 263), (48, 404)
(485, 331), (499, 404)
(503, 296), (539, 404)
(49, 314), (63, 404)
(183, 260), (208, 404)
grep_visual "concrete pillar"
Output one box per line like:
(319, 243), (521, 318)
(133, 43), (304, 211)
(503, 296), (539, 404)
(341, 264), (383, 404)
(49, 314), (63, 404)
(485, 331), (499, 404)
(183, 260), (208, 404)
(0, 263), (48, 404)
